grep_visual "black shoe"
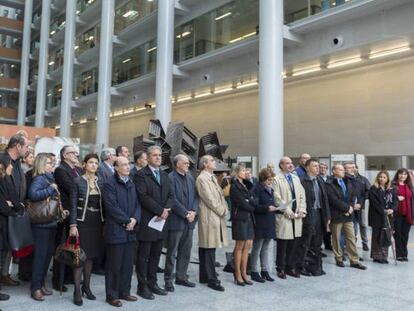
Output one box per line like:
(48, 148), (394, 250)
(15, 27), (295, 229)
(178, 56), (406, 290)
(81, 286), (96, 300)
(373, 259), (384, 264)
(350, 263), (367, 270)
(363, 244), (369, 251)
(52, 284), (68, 292)
(208, 282), (225, 292)
(336, 261), (345, 268)
(0, 292), (10, 300)
(396, 257), (405, 262)
(215, 261), (222, 267)
(320, 252), (327, 258)
(300, 269), (312, 277)
(149, 284), (167, 296)
(320, 270), (326, 275)
(403, 257), (409, 262)
(260, 271), (274, 282)
(175, 279), (196, 288)
(383, 259), (389, 264)
(137, 288), (155, 300)
(73, 290), (83, 306)
(325, 246), (333, 251)
(250, 272), (265, 283)
(164, 282), (175, 292)
(92, 268), (105, 276)
(199, 278), (208, 284)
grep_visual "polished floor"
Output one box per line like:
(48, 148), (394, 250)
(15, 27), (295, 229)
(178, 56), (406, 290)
(1, 229), (413, 311)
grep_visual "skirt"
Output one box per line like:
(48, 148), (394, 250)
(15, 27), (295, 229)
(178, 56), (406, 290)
(371, 227), (389, 260)
(232, 214), (255, 241)
(78, 209), (104, 259)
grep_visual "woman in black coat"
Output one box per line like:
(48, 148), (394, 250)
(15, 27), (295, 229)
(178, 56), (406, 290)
(368, 170), (397, 263)
(250, 168), (278, 283)
(69, 154), (104, 306)
(230, 163), (257, 286)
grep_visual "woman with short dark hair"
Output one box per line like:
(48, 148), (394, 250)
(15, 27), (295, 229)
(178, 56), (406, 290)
(69, 153), (104, 306)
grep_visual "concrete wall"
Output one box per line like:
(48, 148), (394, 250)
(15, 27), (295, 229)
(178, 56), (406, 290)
(71, 56), (414, 158)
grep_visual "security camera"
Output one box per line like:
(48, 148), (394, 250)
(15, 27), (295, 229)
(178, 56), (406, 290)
(332, 36), (344, 47)
(203, 74), (210, 81)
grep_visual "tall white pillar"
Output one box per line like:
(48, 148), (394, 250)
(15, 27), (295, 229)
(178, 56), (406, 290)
(17, 0), (33, 125)
(95, 0), (114, 150)
(59, 0), (76, 137)
(35, 0), (51, 127)
(155, 0), (175, 129)
(259, 0), (284, 168)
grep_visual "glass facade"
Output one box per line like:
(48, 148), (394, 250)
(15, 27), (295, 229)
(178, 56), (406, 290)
(75, 68), (99, 98)
(284, 0), (352, 23)
(49, 48), (64, 72)
(0, 64), (20, 79)
(112, 40), (157, 85)
(50, 12), (65, 36)
(114, 0), (158, 34)
(75, 24), (100, 57)
(174, 0), (259, 63)
(46, 84), (62, 109)
(77, 0), (98, 14)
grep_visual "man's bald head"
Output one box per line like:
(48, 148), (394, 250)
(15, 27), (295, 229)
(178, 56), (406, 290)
(279, 157), (294, 173)
(299, 153), (311, 166)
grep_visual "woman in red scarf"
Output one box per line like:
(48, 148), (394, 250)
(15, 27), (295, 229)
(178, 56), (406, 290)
(392, 169), (414, 261)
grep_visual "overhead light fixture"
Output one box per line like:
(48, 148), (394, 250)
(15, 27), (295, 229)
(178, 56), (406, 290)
(177, 96), (192, 102)
(194, 92), (211, 99)
(147, 46), (157, 53)
(369, 45), (411, 59)
(79, 118), (87, 124)
(229, 32), (257, 44)
(88, 35), (94, 41)
(292, 66), (321, 76)
(215, 12), (232, 21)
(74, 45), (79, 50)
(327, 57), (362, 69)
(123, 10), (139, 18)
(214, 87), (233, 94)
(237, 81), (257, 89)
(76, 10), (80, 14)
(48, 61), (55, 66)
(50, 30), (56, 35)
(122, 58), (132, 63)
(176, 31), (191, 39)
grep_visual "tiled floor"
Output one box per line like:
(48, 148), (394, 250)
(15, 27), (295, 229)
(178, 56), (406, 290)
(1, 230), (413, 311)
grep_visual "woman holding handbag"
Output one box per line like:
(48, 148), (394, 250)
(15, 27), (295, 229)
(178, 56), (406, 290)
(28, 153), (59, 301)
(69, 153), (104, 306)
(368, 171), (397, 264)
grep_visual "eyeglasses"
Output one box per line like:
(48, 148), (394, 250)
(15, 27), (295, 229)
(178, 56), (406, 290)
(65, 151), (76, 155)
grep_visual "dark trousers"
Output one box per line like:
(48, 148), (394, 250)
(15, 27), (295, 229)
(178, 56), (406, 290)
(105, 242), (135, 300)
(394, 214), (411, 258)
(52, 221), (72, 285)
(164, 228), (193, 282)
(295, 210), (324, 270)
(198, 248), (218, 285)
(276, 238), (297, 272)
(18, 253), (33, 281)
(31, 226), (56, 292)
(136, 239), (163, 290)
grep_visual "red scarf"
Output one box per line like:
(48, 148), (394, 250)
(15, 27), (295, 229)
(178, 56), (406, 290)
(397, 184), (413, 224)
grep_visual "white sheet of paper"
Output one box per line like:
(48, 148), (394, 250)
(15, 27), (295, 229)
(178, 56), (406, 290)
(148, 216), (166, 232)
(275, 199), (296, 211)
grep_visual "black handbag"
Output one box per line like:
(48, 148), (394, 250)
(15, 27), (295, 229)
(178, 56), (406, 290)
(8, 209), (33, 251)
(380, 214), (393, 248)
(54, 236), (87, 268)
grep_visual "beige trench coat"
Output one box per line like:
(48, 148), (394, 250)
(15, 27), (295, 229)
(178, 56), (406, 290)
(272, 172), (307, 240)
(196, 170), (229, 249)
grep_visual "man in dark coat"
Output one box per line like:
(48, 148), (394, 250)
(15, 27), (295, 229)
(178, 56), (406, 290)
(52, 145), (82, 291)
(294, 153), (311, 178)
(0, 134), (28, 288)
(296, 159), (331, 276)
(325, 164), (366, 270)
(130, 151), (147, 181)
(164, 154), (198, 292)
(135, 146), (174, 300)
(102, 156), (141, 307)
(98, 147), (117, 182)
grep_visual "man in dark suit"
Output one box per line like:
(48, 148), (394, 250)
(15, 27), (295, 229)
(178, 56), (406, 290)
(164, 154), (198, 292)
(98, 147), (117, 182)
(325, 164), (366, 270)
(296, 159), (331, 276)
(135, 146), (174, 300)
(52, 145), (83, 291)
(102, 156), (141, 307)
(130, 151), (147, 181)
(0, 134), (29, 293)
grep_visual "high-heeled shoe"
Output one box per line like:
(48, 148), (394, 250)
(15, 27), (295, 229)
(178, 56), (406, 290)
(82, 286), (96, 300)
(242, 276), (253, 286)
(234, 278), (245, 286)
(73, 290), (83, 306)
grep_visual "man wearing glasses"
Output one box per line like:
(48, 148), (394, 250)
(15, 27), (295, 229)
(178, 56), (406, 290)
(164, 154), (198, 292)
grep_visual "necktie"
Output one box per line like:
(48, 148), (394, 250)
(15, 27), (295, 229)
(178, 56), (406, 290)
(154, 170), (160, 184)
(286, 174), (293, 188)
(338, 179), (347, 196)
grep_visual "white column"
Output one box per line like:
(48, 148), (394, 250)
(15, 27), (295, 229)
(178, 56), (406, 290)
(35, 0), (51, 127)
(59, 0), (76, 137)
(17, 0), (33, 125)
(155, 0), (175, 129)
(259, 0), (284, 168)
(95, 0), (114, 150)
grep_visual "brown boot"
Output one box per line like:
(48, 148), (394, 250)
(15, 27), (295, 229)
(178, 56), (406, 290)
(41, 286), (53, 295)
(0, 275), (20, 286)
(31, 289), (45, 301)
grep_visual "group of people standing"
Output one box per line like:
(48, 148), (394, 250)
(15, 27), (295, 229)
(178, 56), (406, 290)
(0, 134), (413, 308)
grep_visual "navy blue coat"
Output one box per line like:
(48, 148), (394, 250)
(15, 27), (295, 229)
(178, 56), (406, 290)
(28, 173), (58, 202)
(168, 170), (199, 231)
(253, 183), (276, 239)
(102, 174), (141, 244)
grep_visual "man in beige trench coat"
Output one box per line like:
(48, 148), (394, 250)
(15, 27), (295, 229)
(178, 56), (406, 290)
(196, 155), (228, 292)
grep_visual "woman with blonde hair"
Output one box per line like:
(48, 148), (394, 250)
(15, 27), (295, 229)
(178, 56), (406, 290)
(368, 170), (397, 263)
(28, 154), (59, 301)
